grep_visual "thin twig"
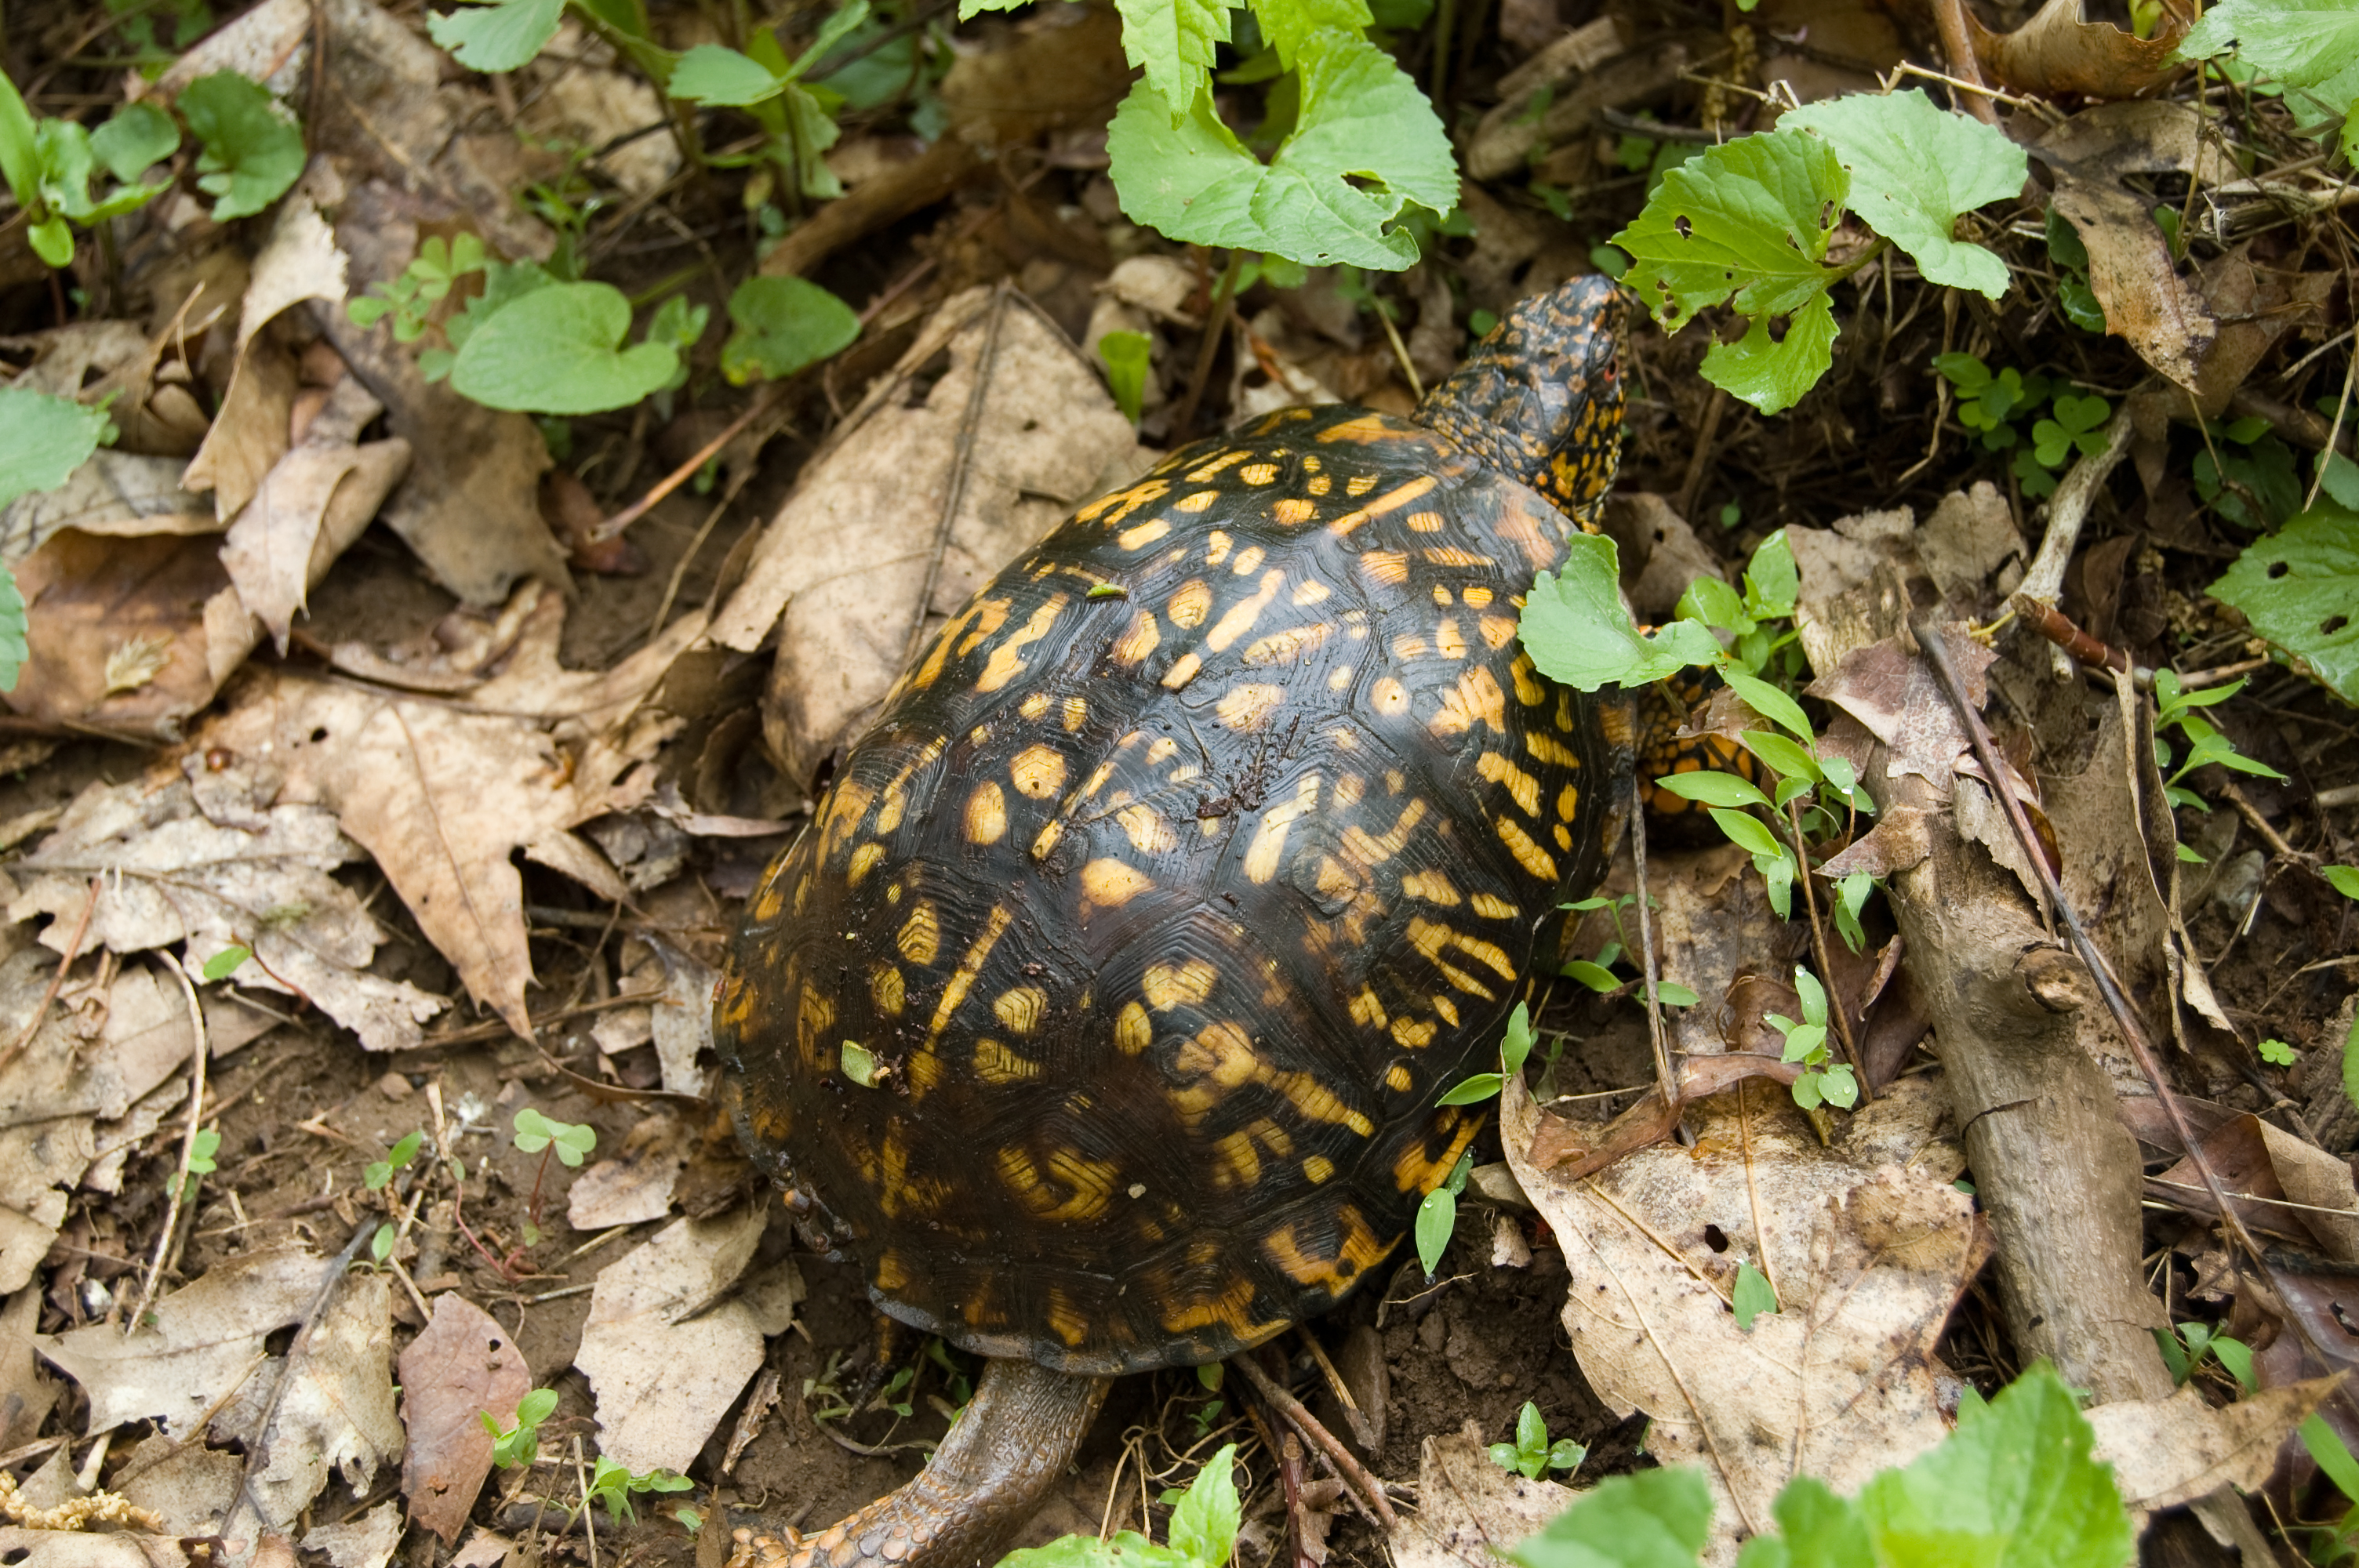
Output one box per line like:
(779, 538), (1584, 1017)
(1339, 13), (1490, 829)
(1785, 797), (1869, 1098)
(129, 962), (213, 1334)
(1910, 616), (2264, 1269)
(2219, 782), (2304, 863)
(1923, 0), (1998, 124)
(1227, 1355), (1399, 1530)
(1375, 303), (1423, 402)
(0, 877), (97, 1076)
(1627, 807), (1677, 1110)
(596, 383), (790, 539)
(900, 285), (1012, 671)
(2016, 405), (2137, 678)
(1172, 253), (1245, 442)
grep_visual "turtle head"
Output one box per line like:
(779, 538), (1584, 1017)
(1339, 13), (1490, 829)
(1415, 275), (1629, 527)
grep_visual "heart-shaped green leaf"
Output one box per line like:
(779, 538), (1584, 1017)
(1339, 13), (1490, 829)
(450, 281), (680, 414)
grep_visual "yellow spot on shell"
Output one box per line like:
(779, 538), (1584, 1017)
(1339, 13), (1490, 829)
(1476, 752), (1543, 816)
(919, 904), (1016, 1070)
(1350, 987), (1388, 1029)
(1429, 667), (1508, 736)
(1555, 824), (1574, 850)
(1230, 545), (1266, 575)
(1558, 783), (1581, 820)
(1244, 773), (1320, 884)
(1510, 654), (1548, 708)
(1000, 1148), (1121, 1227)
(1116, 1000), (1153, 1054)
(1020, 691), (1052, 720)
(1464, 585), (1493, 606)
(1011, 745), (1067, 800)
(1600, 701), (1636, 747)
(1328, 666), (1351, 691)
(1147, 736), (1180, 765)
(1031, 820), (1064, 860)
(1162, 652), (1202, 689)
(1385, 1063), (1413, 1091)
(1433, 995), (1461, 1027)
(976, 594), (1068, 693)
(1110, 609), (1161, 667)
(1345, 474), (1379, 496)
(1081, 858), (1155, 911)
(1496, 815), (1559, 880)
(1479, 615), (1518, 650)
(1213, 1130), (1261, 1188)
(1217, 683), (1287, 732)
(994, 986), (1047, 1036)
(1175, 490), (1221, 514)
(1291, 579), (1331, 605)
(1169, 579), (1213, 629)
(1145, 960), (1217, 1010)
(1391, 633), (1427, 661)
(1471, 893), (1518, 919)
(1342, 798), (1427, 866)
(1187, 450), (1250, 482)
(870, 964), (905, 1016)
(847, 841), (885, 886)
(1371, 677), (1409, 717)
(874, 1248), (910, 1293)
(1328, 474), (1438, 539)
(1274, 497), (1316, 525)
(1119, 519), (1172, 550)
(1063, 696), (1088, 731)
(897, 902), (940, 965)
(1527, 731), (1579, 768)
(965, 780), (1009, 844)
(1390, 1016), (1437, 1048)
(1401, 868), (1461, 905)
(1307, 474), (1332, 496)
(1435, 619), (1467, 659)
(974, 1038), (1041, 1083)
(1405, 510), (1445, 533)
(1118, 801), (1179, 853)
(1205, 531), (1232, 566)
(1359, 550), (1410, 587)
(1239, 463), (1279, 485)
(1303, 1155), (1335, 1183)
(1206, 568), (1287, 652)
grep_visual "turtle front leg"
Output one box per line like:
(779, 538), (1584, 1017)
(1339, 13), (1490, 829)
(730, 1358), (1112, 1568)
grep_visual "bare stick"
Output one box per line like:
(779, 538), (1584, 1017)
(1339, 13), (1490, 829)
(2016, 405), (2135, 678)
(129, 961), (212, 1334)
(1627, 808), (1677, 1110)
(1228, 1354), (1399, 1530)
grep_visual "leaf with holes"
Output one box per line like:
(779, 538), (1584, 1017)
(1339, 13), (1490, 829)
(1777, 90), (2025, 298)
(1609, 129), (1848, 414)
(2208, 501), (2359, 703)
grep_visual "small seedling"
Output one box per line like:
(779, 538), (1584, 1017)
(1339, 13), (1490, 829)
(1765, 966), (1858, 1111)
(2301, 1413), (2359, 1565)
(2152, 670), (2287, 811)
(1414, 1150), (1474, 1278)
(581, 1456), (694, 1524)
(348, 233), (489, 342)
(2261, 1038), (2298, 1066)
(2155, 1320), (2255, 1394)
(512, 1108), (595, 1248)
(1188, 1362), (1225, 1438)
(1004, 1443), (1240, 1568)
(1733, 1261), (1778, 1329)
(179, 1127), (221, 1204)
(1438, 1002), (1535, 1106)
(483, 1388), (561, 1468)
(1490, 1401), (1586, 1481)
(365, 1130), (424, 1192)
(803, 1352), (856, 1423)
(201, 945), (252, 982)
(369, 1222), (397, 1265)
(1557, 892), (1702, 1003)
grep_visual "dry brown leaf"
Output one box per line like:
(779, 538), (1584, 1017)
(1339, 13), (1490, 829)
(574, 1207), (800, 1475)
(304, 1501), (402, 1568)
(0, 964), (196, 1292)
(2088, 1379), (2333, 1519)
(1, 452), (216, 561)
(9, 754), (445, 1050)
(198, 583), (701, 1037)
(2150, 1112), (2359, 1259)
(1967, 0), (2188, 99)
(5, 528), (246, 737)
(0, 1287), (57, 1449)
(1816, 803), (1933, 879)
(1807, 626), (1996, 789)
(1504, 1072), (1982, 1563)
(710, 286), (1141, 789)
(398, 1295), (529, 1544)
(1913, 482), (2023, 608)
(35, 1245), (322, 1432)
(1390, 1426), (1572, 1568)
(567, 1113), (687, 1229)
(116, 1431), (246, 1535)
(150, 0), (310, 98)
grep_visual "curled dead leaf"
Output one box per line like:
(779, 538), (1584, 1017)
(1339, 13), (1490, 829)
(1968, 0), (2188, 99)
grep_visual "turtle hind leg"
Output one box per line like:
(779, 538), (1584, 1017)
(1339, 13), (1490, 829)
(731, 1358), (1112, 1568)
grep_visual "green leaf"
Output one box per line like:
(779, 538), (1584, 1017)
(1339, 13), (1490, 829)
(428, 0), (566, 71)
(670, 44), (787, 104)
(1733, 1261), (1778, 1330)
(2324, 866), (2359, 901)
(1737, 730), (1819, 784)
(1502, 1000), (1534, 1076)
(1562, 960), (1619, 994)
(1859, 1362), (2135, 1568)
(1415, 1184), (1455, 1276)
(1520, 535), (1723, 691)
(1168, 1443), (1240, 1568)
(450, 282), (679, 414)
(1755, 1475), (1875, 1568)
(2208, 503), (2359, 703)
(202, 945), (253, 982)
(1437, 1073), (1503, 1105)
(1778, 90), (2026, 296)
(180, 72), (305, 220)
(1652, 771), (1773, 811)
(2317, 448), (2359, 510)
(1252, 0), (1373, 71)
(2210, 1334), (2256, 1393)
(840, 1040), (879, 1087)
(27, 217), (71, 269)
(2176, 1), (2359, 157)
(2154, 1325), (2191, 1385)
(1106, 31), (1455, 270)
(370, 1221), (397, 1262)
(1677, 575), (1750, 633)
(1100, 331), (1153, 423)
(1608, 129), (1846, 414)
(1793, 966), (1826, 1026)
(1112, 0), (1238, 116)
(1489, 1442), (1525, 1474)
(0, 387), (111, 511)
(1655, 982), (1699, 1007)
(1720, 670), (1812, 743)
(0, 75), (41, 229)
(787, 0), (875, 80)
(1508, 1468), (1714, 1568)
(1744, 529), (1798, 618)
(722, 276), (860, 383)
(1709, 808), (1783, 858)
(0, 565), (24, 695)
(1547, 1439), (1587, 1473)
(90, 103), (179, 182)
(2305, 1413), (2359, 1504)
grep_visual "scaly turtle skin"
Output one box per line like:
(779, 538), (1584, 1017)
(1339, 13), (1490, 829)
(714, 276), (1634, 1568)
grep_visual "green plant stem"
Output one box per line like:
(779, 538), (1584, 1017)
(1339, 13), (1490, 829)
(1783, 794), (1868, 1098)
(1172, 251), (1245, 441)
(1826, 234), (1892, 287)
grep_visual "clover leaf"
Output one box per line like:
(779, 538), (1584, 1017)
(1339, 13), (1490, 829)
(449, 281), (681, 414)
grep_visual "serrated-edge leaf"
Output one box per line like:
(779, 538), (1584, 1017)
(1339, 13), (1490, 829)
(1699, 291), (1841, 416)
(2208, 501), (2359, 703)
(180, 71), (306, 220)
(1252, 0), (1373, 70)
(1508, 1468), (1714, 1568)
(1611, 129), (1846, 329)
(1113, 0), (1237, 115)
(1168, 1442), (1241, 1567)
(1778, 90), (2024, 297)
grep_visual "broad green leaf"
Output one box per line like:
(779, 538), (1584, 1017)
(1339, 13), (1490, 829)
(1859, 1362), (2135, 1568)
(449, 281), (679, 414)
(2324, 865), (2359, 901)
(1710, 808), (1783, 858)
(1655, 982), (1699, 1007)
(1437, 1073), (1503, 1105)
(1001, 1535), (1190, 1568)
(1733, 1261), (1779, 1330)
(1609, 129), (1846, 412)
(0, 387), (112, 509)
(90, 103), (179, 182)
(429, 0), (566, 71)
(1744, 528), (1798, 617)
(1652, 771), (1774, 812)
(2210, 1334), (2255, 1392)
(1100, 330), (1152, 423)
(0, 564), (24, 695)
(1508, 1468), (1714, 1568)
(1253, 0), (1374, 70)
(201, 945), (252, 981)
(1415, 1184), (1454, 1275)
(1106, 31), (1454, 270)
(2318, 448), (2359, 510)
(722, 276), (860, 383)
(1721, 669), (1812, 742)
(0, 71), (40, 214)
(1561, 960), (1619, 993)
(1112, 0), (1238, 116)
(2177, 1), (2359, 156)
(1519, 535), (1722, 690)
(1758, 1475), (1874, 1568)
(1778, 90), (2025, 296)
(670, 44), (786, 103)
(1677, 574), (1749, 633)
(181, 72), (306, 220)
(2208, 501), (2359, 703)
(1738, 730), (1819, 784)
(1502, 1000), (1534, 1075)
(1167, 1443), (1240, 1568)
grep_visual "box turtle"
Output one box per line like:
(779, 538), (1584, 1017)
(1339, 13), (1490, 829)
(714, 275), (1637, 1568)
